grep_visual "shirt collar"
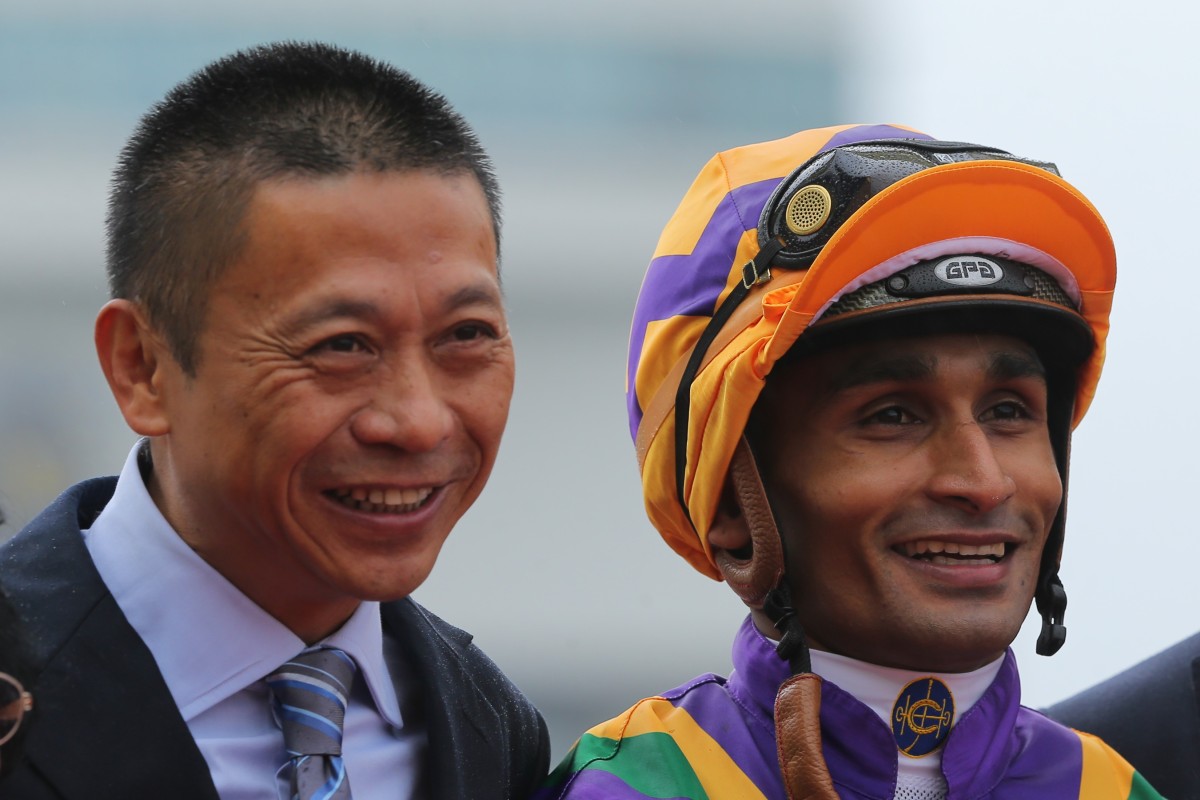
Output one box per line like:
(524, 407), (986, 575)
(83, 441), (402, 727)
(808, 646), (1003, 731)
(319, 599), (403, 728)
(726, 614), (1023, 797)
(808, 641), (1003, 784)
(727, 613), (1006, 714)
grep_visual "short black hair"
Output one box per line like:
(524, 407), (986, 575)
(106, 41), (500, 374)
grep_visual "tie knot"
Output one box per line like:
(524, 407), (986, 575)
(266, 647), (357, 757)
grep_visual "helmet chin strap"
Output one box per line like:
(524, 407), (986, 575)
(724, 437), (838, 800)
(1035, 571), (1068, 656)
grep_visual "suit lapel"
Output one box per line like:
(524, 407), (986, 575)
(27, 596), (219, 799)
(1, 479), (218, 800)
(382, 599), (501, 800)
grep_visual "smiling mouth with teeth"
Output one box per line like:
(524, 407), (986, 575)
(897, 540), (1009, 566)
(329, 486), (434, 514)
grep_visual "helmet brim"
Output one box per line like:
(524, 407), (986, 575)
(765, 159), (1115, 427)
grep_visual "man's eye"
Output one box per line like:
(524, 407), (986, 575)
(987, 401), (1027, 421)
(451, 323), (496, 342)
(865, 406), (915, 425)
(317, 334), (365, 353)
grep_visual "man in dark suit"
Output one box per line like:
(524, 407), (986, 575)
(1047, 635), (1200, 800)
(0, 42), (548, 799)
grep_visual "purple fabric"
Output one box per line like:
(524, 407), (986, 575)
(817, 679), (900, 797)
(943, 654), (1082, 798)
(552, 768), (666, 800)
(728, 620), (898, 798)
(625, 178), (777, 439)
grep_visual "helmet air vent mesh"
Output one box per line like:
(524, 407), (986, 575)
(784, 185), (832, 235)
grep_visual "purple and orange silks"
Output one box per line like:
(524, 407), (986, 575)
(540, 618), (1161, 800)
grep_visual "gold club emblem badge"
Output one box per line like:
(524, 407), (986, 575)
(892, 677), (955, 757)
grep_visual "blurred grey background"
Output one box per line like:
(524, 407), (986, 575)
(1, 0), (1196, 761)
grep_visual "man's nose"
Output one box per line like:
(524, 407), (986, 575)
(349, 361), (455, 452)
(926, 420), (1017, 514)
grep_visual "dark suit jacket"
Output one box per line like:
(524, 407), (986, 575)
(0, 478), (550, 799)
(1046, 633), (1200, 800)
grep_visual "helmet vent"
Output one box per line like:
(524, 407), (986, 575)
(784, 185), (832, 235)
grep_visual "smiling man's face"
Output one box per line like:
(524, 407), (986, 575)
(145, 169), (514, 642)
(749, 332), (1061, 673)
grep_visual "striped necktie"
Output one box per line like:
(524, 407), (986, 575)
(266, 647), (357, 800)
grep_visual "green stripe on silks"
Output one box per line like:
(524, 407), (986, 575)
(564, 731), (710, 800)
(1127, 772), (1166, 800)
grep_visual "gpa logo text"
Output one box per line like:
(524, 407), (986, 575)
(935, 256), (1004, 287)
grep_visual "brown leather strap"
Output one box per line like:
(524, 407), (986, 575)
(714, 436), (785, 608)
(725, 437), (839, 799)
(775, 674), (839, 800)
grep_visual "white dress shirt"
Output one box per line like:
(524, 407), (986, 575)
(83, 443), (426, 799)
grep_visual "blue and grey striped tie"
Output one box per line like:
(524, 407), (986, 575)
(267, 647), (357, 800)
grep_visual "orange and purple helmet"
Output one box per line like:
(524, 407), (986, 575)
(626, 123), (1116, 654)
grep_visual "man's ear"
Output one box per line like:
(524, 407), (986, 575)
(707, 437), (785, 609)
(94, 299), (173, 437)
(709, 482), (753, 558)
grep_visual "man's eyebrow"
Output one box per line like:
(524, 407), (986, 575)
(280, 299), (383, 335)
(279, 283), (504, 336)
(823, 352), (937, 394)
(988, 349), (1047, 382)
(445, 283), (504, 312)
(819, 345), (1047, 396)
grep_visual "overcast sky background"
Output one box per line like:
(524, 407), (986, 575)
(1, 0), (1195, 759)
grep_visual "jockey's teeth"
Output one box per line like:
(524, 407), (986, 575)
(900, 540), (1005, 560)
(329, 486), (434, 513)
